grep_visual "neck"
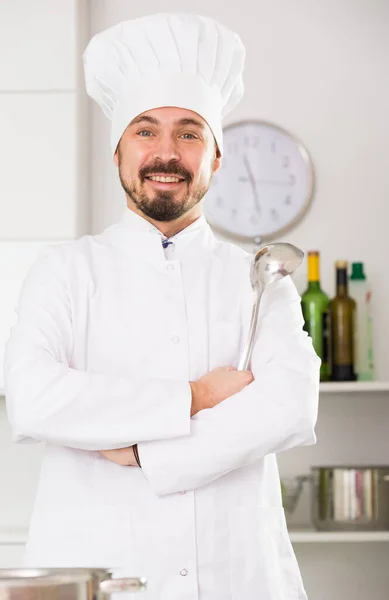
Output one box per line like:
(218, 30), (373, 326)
(336, 268), (348, 297)
(126, 198), (203, 238)
(337, 284), (347, 297)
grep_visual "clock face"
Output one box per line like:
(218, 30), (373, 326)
(204, 120), (314, 242)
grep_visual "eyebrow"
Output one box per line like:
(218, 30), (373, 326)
(176, 118), (205, 130)
(130, 115), (206, 130)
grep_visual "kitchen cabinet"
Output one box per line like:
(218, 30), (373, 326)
(0, 242), (68, 392)
(0, 530), (25, 568)
(0, 0), (88, 241)
(0, 94), (77, 239)
(0, 545), (24, 569)
(0, 0), (77, 91)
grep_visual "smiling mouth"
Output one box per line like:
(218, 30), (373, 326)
(145, 175), (186, 184)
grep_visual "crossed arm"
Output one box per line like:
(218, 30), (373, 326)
(4, 249), (320, 496)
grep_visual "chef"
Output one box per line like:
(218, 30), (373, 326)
(4, 12), (320, 600)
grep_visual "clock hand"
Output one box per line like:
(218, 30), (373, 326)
(243, 154), (261, 214)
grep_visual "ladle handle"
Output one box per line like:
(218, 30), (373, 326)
(237, 286), (263, 371)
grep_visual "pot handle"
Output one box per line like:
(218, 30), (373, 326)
(100, 577), (147, 594)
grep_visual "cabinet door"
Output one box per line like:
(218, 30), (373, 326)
(0, 94), (77, 240)
(0, 545), (25, 568)
(0, 0), (77, 91)
(0, 241), (63, 390)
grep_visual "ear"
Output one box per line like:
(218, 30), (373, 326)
(212, 148), (222, 174)
(113, 149), (119, 167)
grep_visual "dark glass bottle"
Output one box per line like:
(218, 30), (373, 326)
(329, 261), (357, 381)
(301, 251), (331, 381)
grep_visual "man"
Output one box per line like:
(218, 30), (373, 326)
(4, 13), (320, 600)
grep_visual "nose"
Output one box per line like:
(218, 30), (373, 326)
(152, 134), (181, 164)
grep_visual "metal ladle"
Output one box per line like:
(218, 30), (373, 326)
(237, 242), (304, 371)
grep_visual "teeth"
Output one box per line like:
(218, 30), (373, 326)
(148, 176), (181, 183)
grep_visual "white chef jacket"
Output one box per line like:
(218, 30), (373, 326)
(4, 208), (320, 600)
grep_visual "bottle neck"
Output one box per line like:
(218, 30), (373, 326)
(307, 254), (320, 285)
(336, 268), (348, 297)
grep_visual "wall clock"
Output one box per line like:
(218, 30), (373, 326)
(204, 120), (315, 244)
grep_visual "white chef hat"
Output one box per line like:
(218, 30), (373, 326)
(83, 13), (245, 155)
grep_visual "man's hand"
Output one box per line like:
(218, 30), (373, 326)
(100, 446), (138, 466)
(190, 366), (254, 416)
(100, 367), (253, 463)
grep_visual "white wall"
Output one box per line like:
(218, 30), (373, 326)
(1, 0), (389, 598)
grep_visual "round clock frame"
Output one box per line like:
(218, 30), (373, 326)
(204, 120), (315, 245)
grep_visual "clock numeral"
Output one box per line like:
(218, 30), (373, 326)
(289, 173), (296, 185)
(250, 215), (258, 225)
(282, 155), (290, 168)
(239, 176), (249, 183)
(231, 208), (238, 218)
(244, 136), (260, 149)
(216, 196), (224, 208)
(270, 208), (279, 221)
(271, 140), (277, 154)
(284, 195), (292, 205)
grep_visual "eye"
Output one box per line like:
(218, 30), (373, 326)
(138, 130), (153, 137)
(180, 133), (197, 140)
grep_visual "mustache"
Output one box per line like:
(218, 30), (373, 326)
(139, 162), (193, 183)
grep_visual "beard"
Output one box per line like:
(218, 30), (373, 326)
(118, 153), (211, 222)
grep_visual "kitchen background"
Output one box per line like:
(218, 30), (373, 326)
(0, 0), (389, 598)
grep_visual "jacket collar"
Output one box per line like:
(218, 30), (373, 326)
(101, 207), (216, 263)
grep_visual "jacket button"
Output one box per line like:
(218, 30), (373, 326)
(170, 335), (180, 344)
(180, 569), (188, 577)
(166, 264), (174, 271)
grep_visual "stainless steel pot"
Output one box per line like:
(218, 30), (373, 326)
(0, 569), (147, 600)
(281, 466), (389, 531)
(311, 466), (389, 531)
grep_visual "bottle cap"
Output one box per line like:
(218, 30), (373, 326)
(350, 262), (366, 280)
(335, 260), (348, 269)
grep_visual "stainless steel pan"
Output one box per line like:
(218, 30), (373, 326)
(311, 466), (389, 531)
(0, 568), (146, 600)
(282, 466), (389, 531)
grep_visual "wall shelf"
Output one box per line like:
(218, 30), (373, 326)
(289, 528), (389, 543)
(319, 381), (389, 393)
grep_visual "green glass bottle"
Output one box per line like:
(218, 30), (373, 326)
(301, 251), (331, 381)
(329, 261), (357, 381)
